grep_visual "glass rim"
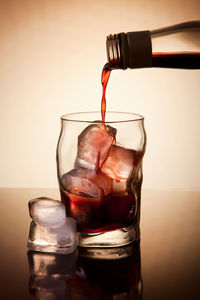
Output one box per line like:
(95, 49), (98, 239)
(61, 111), (144, 124)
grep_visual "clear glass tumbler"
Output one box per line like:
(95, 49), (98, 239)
(56, 112), (146, 247)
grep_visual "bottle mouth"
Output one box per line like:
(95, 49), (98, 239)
(106, 34), (122, 68)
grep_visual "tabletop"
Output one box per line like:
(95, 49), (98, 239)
(0, 188), (199, 300)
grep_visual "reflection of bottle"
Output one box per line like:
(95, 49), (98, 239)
(66, 242), (143, 299)
(106, 21), (200, 69)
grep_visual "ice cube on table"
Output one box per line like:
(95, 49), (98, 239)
(76, 123), (116, 171)
(101, 145), (137, 182)
(29, 198), (66, 227)
(27, 217), (77, 254)
(62, 168), (113, 198)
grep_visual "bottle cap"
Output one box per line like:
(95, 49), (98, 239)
(121, 30), (152, 69)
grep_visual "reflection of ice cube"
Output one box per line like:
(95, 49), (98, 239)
(62, 168), (113, 197)
(77, 124), (116, 171)
(101, 145), (137, 181)
(28, 250), (77, 299)
(28, 217), (77, 254)
(29, 277), (66, 300)
(29, 198), (66, 227)
(28, 251), (77, 279)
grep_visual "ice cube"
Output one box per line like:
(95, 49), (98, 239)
(101, 145), (137, 181)
(62, 168), (113, 198)
(49, 218), (77, 250)
(76, 124), (116, 171)
(29, 198), (66, 227)
(27, 217), (77, 254)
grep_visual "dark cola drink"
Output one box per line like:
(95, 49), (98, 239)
(60, 171), (141, 234)
(60, 132), (143, 234)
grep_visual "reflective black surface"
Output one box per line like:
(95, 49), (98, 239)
(28, 243), (142, 299)
(0, 188), (199, 299)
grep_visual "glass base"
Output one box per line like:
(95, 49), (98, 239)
(78, 242), (140, 259)
(78, 224), (140, 248)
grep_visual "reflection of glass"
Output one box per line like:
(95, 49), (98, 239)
(57, 112), (146, 247)
(28, 243), (142, 299)
(68, 242), (142, 299)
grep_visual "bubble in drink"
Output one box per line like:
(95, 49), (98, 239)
(112, 179), (127, 194)
(76, 123), (116, 171)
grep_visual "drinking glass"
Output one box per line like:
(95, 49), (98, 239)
(56, 112), (146, 247)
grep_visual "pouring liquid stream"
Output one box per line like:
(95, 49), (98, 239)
(101, 50), (200, 126)
(101, 63), (111, 125)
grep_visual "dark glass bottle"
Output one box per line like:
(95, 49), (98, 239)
(106, 21), (200, 69)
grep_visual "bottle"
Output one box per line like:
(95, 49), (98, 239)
(106, 21), (200, 69)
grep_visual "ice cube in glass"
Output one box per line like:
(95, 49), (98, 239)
(76, 123), (116, 171)
(101, 145), (138, 181)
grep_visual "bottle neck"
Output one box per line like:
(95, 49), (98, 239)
(106, 21), (200, 70)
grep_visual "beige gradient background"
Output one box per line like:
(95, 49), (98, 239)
(0, 0), (200, 189)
